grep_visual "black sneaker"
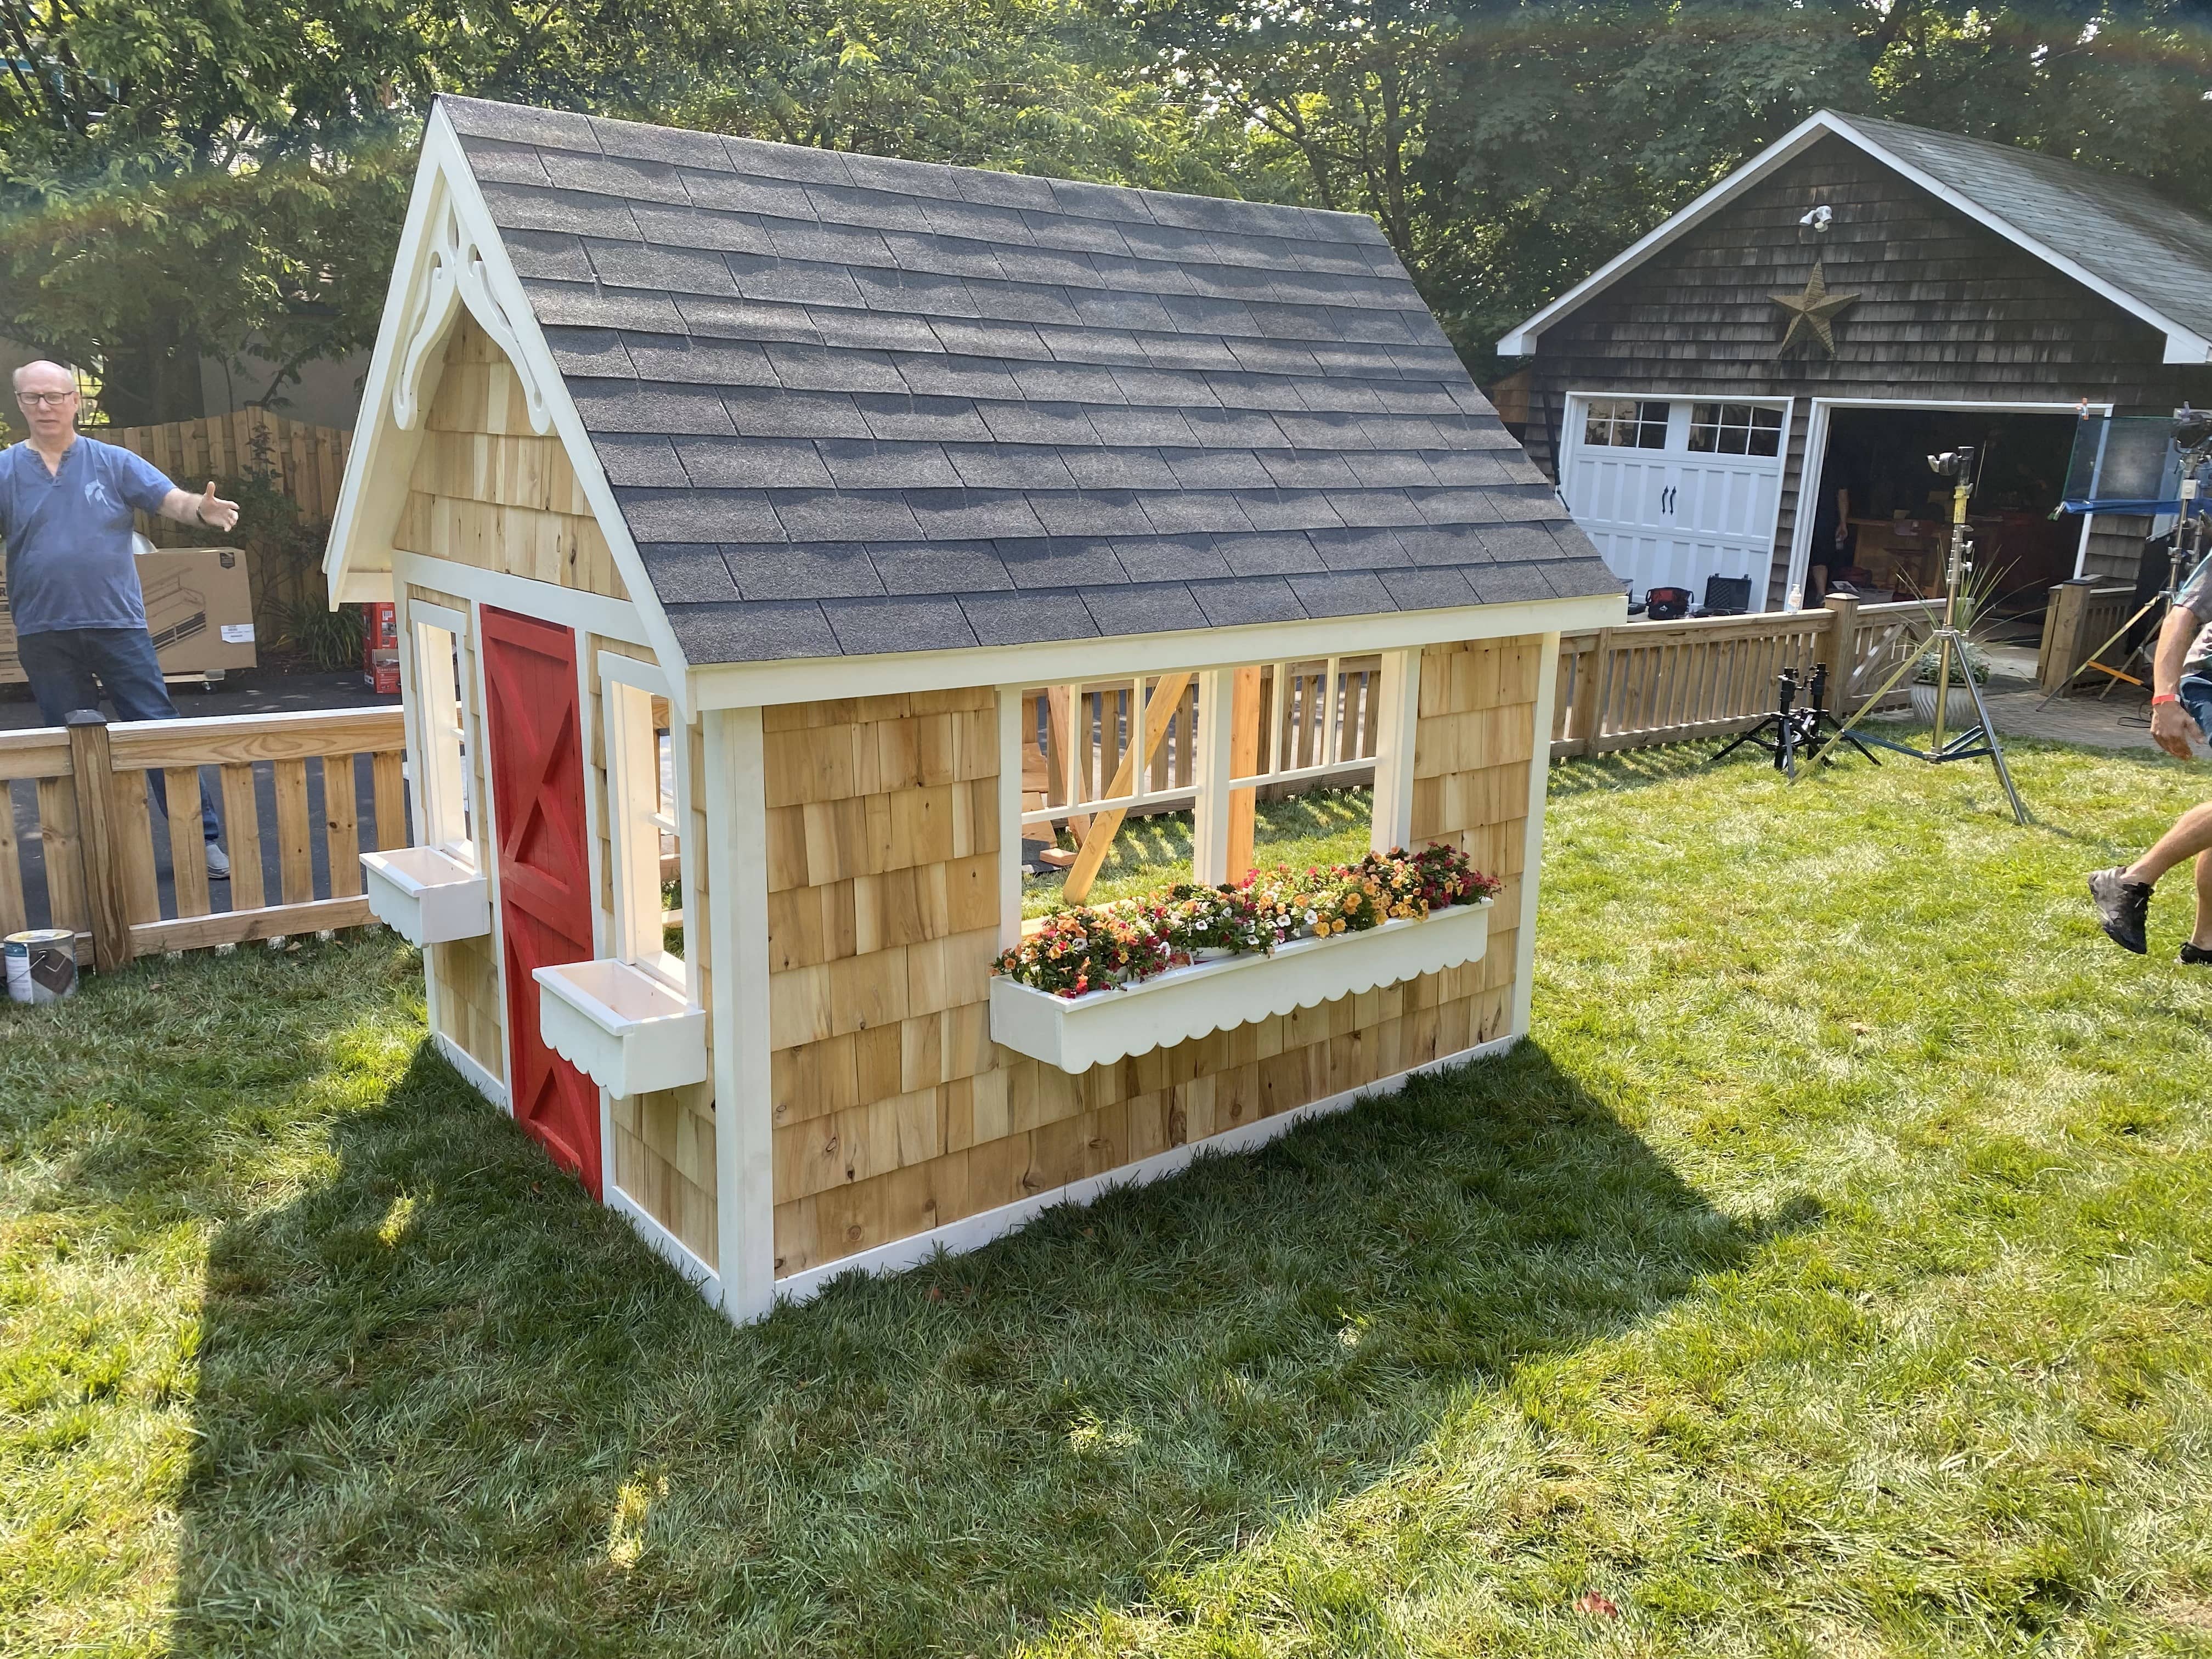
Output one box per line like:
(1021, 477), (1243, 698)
(2089, 866), (2153, 955)
(2182, 942), (2212, 966)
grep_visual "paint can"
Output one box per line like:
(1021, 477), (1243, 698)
(4, 929), (78, 1005)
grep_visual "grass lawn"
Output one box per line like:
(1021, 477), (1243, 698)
(9, 733), (2212, 1656)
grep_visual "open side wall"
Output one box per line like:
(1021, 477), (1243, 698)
(762, 636), (1544, 1283)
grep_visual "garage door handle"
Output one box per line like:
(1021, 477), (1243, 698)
(1660, 485), (1676, 514)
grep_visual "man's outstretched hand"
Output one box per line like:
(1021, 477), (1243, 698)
(2151, 698), (2202, 760)
(195, 481), (241, 532)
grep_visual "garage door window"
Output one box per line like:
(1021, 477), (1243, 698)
(1583, 398), (1669, 449)
(1689, 403), (1783, 456)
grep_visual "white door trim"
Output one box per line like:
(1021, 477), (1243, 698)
(1781, 397), (2115, 607)
(1557, 390), (1792, 607)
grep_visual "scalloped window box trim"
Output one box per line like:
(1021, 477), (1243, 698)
(362, 846), (490, 946)
(534, 958), (707, 1098)
(990, 898), (1492, 1074)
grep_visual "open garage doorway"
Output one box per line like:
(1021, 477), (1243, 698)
(1798, 405), (2084, 643)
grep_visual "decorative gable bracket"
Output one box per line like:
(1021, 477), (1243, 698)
(391, 180), (555, 436)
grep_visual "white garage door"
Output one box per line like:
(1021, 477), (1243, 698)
(1560, 397), (1788, 606)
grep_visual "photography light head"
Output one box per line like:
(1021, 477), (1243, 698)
(2174, 404), (2212, 453)
(1927, 446), (1976, 482)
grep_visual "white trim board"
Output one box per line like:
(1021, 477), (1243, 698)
(769, 1032), (1520, 1310)
(433, 1030), (509, 1110)
(1780, 397), (2111, 606)
(687, 593), (1623, 710)
(607, 1182), (721, 1294)
(1498, 110), (2212, 365)
(392, 551), (651, 647)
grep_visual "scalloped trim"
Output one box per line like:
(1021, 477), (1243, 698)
(990, 901), (1493, 1073)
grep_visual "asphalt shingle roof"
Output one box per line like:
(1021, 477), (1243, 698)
(1827, 112), (2212, 351)
(443, 95), (1613, 662)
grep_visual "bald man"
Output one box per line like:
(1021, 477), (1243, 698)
(2, 360), (241, 877)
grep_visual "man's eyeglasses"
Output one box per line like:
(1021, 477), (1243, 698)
(15, 391), (76, 408)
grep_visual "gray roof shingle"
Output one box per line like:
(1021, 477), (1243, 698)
(443, 94), (1609, 661)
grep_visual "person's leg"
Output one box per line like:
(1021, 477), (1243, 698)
(2125, 802), (2212, 886)
(81, 629), (222, 843)
(14, 630), (101, 727)
(2190, 850), (2212, 953)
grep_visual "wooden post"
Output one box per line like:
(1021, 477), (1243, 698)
(1819, 592), (1861, 710)
(1224, 665), (1263, 884)
(2039, 578), (2097, 693)
(1060, 672), (1194, 904)
(65, 712), (133, 974)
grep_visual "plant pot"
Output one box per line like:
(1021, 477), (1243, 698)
(1909, 681), (1984, 727)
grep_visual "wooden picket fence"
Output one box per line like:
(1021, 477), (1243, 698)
(0, 706), (408, 972)
(1553, 596), (1931, 757)
(101, 409), (353, 539)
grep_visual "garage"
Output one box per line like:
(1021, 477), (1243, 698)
(1497, 108), (2212, 640)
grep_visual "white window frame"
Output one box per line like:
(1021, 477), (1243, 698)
(998, 650), (1419, 947)
(599, 651), (691, 998)
(405, 600), (476, 867)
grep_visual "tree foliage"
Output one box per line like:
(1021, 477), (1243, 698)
(8, 0), (2212, 420)
(1124, 0), (2212, 375)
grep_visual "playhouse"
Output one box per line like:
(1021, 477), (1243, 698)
(326, 94), (1623, 1323)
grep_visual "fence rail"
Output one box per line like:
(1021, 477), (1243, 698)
(101, 409), (353, 541)
(1553, 596), (1931, 758)
(2, 706), (408, 971)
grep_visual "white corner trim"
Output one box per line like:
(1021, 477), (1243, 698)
(391, 176), (554, 436)
(1512, 634), (1559, 1042)
(773, 1032), (1522, 1307)
(1498, 109), (2212, 363)
(606, 1183), (721, 1294)
(707, 708), (778, 1325)
(433, 1030), (509, 1110)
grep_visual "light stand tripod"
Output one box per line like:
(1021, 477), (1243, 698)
(2039, 411), (2212, 710)
(1712, 663), (1880, 779)
(1804, 445), (2030, 824)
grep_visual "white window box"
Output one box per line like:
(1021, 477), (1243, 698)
(990, 898), (1493, 1074)
(533, 958), (707, 1097)
(361, 846), (489, 945)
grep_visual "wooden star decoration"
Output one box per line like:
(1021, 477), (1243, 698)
(1769, 261), (1861, 358)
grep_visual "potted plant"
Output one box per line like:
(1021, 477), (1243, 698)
(1908, 638), (1992, 727)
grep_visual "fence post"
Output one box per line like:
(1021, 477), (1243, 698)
(65, 710), (133, 974)
(1819, 593), (1862, 708)
(2039, 578), (2096, 693)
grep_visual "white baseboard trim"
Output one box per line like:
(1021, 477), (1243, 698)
(433, 1031), (509, 1111)
(770, 1032), (1520, 1310)
(607, 1182), (722, 1296)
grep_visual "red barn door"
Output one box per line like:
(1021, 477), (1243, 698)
(480, 605), (602, 1197)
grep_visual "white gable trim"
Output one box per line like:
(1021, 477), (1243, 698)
(1497, 110), (2212, 366)
(324, 103), (697, 717)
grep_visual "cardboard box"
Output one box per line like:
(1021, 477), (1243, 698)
(0, 544), (258, 685)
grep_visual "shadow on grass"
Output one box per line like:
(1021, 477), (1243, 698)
(171, 1035), (1810, 1655)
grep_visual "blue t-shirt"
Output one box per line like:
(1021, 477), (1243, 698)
(0, 436), (177, 636)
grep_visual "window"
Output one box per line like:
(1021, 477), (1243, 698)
(1688, 402), (1783, 456)
(1013, 653), (1417, 922)
(408, 604), (475, 864)
(1582, 398), (1669, 449)
(601, 659), (688, 994)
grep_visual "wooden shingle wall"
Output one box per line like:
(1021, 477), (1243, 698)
(1520, 135), (2212, 599)
(766, 640), (1539, 1279)
(393, 315), (629, 600)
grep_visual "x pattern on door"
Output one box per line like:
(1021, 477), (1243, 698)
(479, 605), (602, 1198)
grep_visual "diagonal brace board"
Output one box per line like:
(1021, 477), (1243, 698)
(1060, 672), (1194, 904)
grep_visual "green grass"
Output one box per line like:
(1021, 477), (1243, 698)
(1022, 788), (1376, 916)
(10, 735), (2212, 1656)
